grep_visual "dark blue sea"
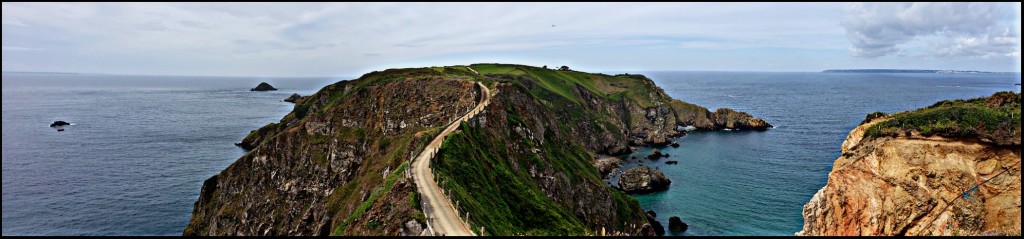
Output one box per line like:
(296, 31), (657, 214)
(2, 71), (1019, 235)
(1, 73), (337, 235)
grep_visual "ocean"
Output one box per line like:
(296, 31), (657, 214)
(2, 71), (1019, 235)
(1, 73), (337, 235)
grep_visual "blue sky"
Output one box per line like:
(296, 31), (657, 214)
(2, 2), (1020, 77)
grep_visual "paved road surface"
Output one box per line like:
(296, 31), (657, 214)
(412, 80), (492, 236)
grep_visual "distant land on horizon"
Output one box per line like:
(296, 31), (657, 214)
(822, 69), (1018, 74)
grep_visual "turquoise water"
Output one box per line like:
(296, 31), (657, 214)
(2, 71), (1019, 235)
(614, 71), (1021, 236)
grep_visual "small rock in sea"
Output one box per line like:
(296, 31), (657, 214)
(670, 141), (680, 148)
(50, 120), (71, 127)
(665, 160), (678, 165)
(251, 82), (278, 91)
(647, 149), (664, 160)
(57, 128), (65, 132)
(668, 216), (688, 233)
(283, 93), (302, 103)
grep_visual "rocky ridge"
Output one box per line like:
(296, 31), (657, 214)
(185, 64), (771, 236)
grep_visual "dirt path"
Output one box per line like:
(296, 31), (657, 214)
(411, 81), (491, 236)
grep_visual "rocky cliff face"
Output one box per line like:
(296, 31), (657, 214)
(184, 69), (480, 236)
(489, 68), (771, 155)
(798, 92), (1021, 236)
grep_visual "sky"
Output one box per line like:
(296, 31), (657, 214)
(2, 2), (1021, 77)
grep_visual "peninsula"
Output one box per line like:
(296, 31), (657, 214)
(184, 63), (771, 236)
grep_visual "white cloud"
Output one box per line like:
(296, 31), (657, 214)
(842, 2), (1020, 58)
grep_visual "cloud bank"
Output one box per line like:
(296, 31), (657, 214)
(842, 2), (1020, 58)
(1, 3), (1020, 75)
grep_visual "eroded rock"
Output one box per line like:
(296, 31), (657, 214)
(618, 166), (671, 194)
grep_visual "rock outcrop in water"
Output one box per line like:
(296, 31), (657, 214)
(798, 92), (1021, 236)
(668, 216), (688, 233)
(646, 149), (664, 160)
(643, 210), (666, 236)
(250, 82), (277, 91)
(186, 64), (768, 236)
(50, 120), (70, 127)
(618, 166), (671, 194)
(283, 93), (302, 103)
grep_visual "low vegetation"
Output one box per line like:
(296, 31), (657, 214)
(330, 162), (410, 236)
(864, 91), (1020, 145)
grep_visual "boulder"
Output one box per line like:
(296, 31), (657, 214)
(617, 166), (671, 194)
(665, 160), (678, 165)
(593, 157), (623, 179)
(400, 220), (423, 236)
(283, 93), (302, 103)
(251, 82), (278, 91)
(645, 210), (665, 236)
(646, 149), (664, 160)
(639, 223), (656, 236)
(668, 216), (688, 233)
(50, 120), (70, 127)
(670, 141), (680, 148)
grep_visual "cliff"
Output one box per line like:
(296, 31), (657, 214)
(184, 64), (771, 235)
(185, 69), (481, 236)
(798, 92), (1021, 236)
